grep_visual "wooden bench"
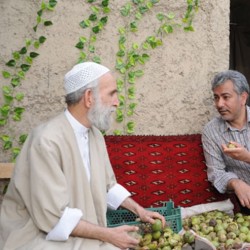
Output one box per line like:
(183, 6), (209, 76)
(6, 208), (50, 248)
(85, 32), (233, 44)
(0, 163), (14, 179)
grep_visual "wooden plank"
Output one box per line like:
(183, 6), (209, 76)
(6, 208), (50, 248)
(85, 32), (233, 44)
(0, 163), (14, 179)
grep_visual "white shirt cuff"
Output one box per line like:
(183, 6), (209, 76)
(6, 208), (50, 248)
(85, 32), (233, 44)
(107, 183), (131, 210)
(46, 207), (83, 241)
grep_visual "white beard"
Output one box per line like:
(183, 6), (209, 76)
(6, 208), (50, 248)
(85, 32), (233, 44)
(88, 95), (116, 131)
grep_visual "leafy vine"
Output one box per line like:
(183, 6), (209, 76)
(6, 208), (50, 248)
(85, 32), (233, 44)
(0, 0), (58, 161)
(74, 0), (199, 135)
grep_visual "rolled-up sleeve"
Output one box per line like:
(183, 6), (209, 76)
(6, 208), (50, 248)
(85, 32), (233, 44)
(107, 183), (131, 210)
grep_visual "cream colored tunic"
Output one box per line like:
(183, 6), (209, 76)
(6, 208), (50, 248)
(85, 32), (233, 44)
(0, 113), (120, 250)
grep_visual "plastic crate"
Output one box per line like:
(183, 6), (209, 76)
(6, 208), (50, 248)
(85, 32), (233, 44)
(106, 200), (182, 233)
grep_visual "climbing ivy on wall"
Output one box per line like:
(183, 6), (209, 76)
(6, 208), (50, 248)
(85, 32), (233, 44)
(0, 0), (199, 161)
(76, 0), (199, 135)
(0, 0), (58, 161)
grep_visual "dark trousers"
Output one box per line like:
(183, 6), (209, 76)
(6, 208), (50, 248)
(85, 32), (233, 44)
(235, 196), (250, 215)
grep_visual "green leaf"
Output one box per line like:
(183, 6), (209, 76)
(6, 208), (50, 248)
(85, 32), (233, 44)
(44, 20), (53, 26)
(130, 21), (138, 32)
(18, 71), (25, 79)
(120, 3), (131, 16)
(116, 50), (125, 57)
(90, 35), (96, 42)
(11, 77), (20, 87)
(91, 6), (100, 14)
(93, 56), (101, 64)
(12, 52), (20, 60)
(39, 36), (46, 43)
(20, 64), (31, 72)
(2, 86), (12, 95)
(142, 42), (150, 50)
(156, 13), (165, 21)
(102, 0), (109, 7)
(3, 95), (13, 104)
(135, 12), (142, 20)
(103, 7), (110, 14)
(184, 26), (194, 31)
(30, 52), (39, 58)
(15, 93), (24, 101)
(25, 56), (33, 64)
(113, 130), (122, 135)
(100, 16), (108, 25)
(12, 147), (21, 160)
(36, 16), (42, 24)
(142, 53), (150, 61)
(129, 103), (137, 110)
(134, 70), (144, 77)
(41, 2), (47, 10)
(19, 134), (28, 144)
(126, 121), (135, 134)
(79, 20), (90, 28)
(0, 135), (11, 143)
(3, 141), (12, 150)
(79, 52), (87, 60)
(37, 9), (43, 16)
(89, 45), (95, 53)
(79, 36), (87, 43)
(116, 108), (123, 122)
(139, 6), (148, 14)
(6, 59), (16, 67)
(167, 12), (175, 19)
(25, 39), (32, 47)
(2, 71), (11, 78)
(132, 43), (139, 50)
(118, 95), (125, 105)
(75, 41), (84, 49)
(19, 47), (27, 55)
(163, 25), (173, 34)
(116, 79), (124, 92)
(0, 104), (11, 117)
(92, 26), (100, 34)
(33, 25), (38, 32)
(49, 0), (57, 8)
(89, 13), (97, 21)
(34, 41), (40, 49)
(0, 119), (7, 126)
(119, 35), (126, 44)
(118, 27), (126, 35)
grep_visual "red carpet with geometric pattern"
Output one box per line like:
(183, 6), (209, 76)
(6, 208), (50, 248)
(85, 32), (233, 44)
(104, 134), (235, 208)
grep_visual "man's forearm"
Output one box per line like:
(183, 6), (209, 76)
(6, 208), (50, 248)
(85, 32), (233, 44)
(120, 197), (144, 216)
(71, 219), (111, 242)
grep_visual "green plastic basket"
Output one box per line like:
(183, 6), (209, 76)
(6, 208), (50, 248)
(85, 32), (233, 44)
(106, 200), (182, 233)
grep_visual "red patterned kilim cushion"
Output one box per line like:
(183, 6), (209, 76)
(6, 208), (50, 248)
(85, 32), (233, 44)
(104, 134), (236, 209)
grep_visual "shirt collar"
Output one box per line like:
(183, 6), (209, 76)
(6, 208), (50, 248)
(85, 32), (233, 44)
(224, 105), (250, 132)
(64, 109), (89, 137)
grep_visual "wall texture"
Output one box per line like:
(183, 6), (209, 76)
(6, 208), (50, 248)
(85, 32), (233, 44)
(0, 0), (229, 161)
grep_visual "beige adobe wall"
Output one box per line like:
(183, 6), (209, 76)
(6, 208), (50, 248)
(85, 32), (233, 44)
(0, 0), (229, 160)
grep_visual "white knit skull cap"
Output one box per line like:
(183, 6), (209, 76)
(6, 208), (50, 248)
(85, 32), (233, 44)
(64, 62), (110, 94)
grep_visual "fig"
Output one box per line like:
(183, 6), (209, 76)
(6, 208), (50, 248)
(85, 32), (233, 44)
(151, 219), (162, 232)
(227, 143), (236, 148)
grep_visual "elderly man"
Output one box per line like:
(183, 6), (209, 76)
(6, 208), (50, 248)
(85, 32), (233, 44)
(202, 70), (250, 215)
(0, 62), (165, 250)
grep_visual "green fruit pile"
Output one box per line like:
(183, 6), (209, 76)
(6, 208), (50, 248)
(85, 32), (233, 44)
(182, 210), (250, 249)
(133, 219), (194, 250)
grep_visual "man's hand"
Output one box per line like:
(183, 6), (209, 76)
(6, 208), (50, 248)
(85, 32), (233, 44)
(120, 197), (166, 229)
(228, 178), (250, 209)
(222, 141), (250, 163)
(136, 206), (166, 228)
(105, 225), (140, 249)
